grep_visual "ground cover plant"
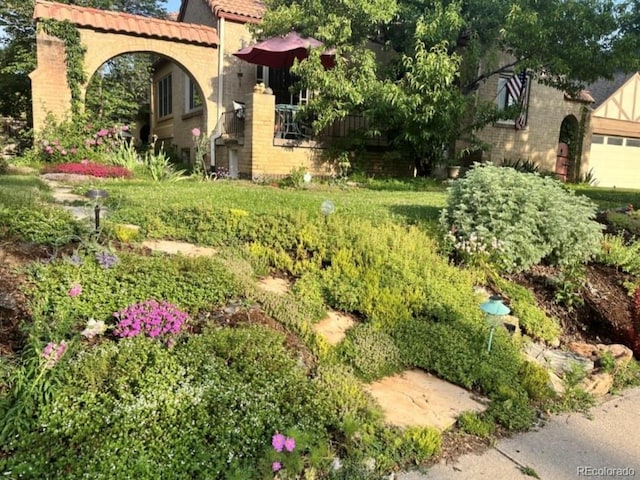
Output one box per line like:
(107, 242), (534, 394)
(2, 166), (640, 478)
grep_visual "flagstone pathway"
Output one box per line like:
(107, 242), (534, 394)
(365, 369), (487, 431)
(140, 239), (218, 257)
(312, 310), (356, 345)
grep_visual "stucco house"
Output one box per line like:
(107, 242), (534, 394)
(32, 0), (612, 181)
(583, 72), (640, 188)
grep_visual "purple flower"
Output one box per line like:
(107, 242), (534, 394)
(272, 433), (286, 452)
(284, 437), (296, 452)
(68, 283), (82, 297)
(97, 128), (109, 137)
(96, 251), (118, 269)
(68, 252), (83, 266)
(272, 462), (282, 472)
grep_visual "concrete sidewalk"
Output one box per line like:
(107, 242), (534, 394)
(400, 387), (640, 479)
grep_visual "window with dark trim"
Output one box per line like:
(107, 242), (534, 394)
(158, 74), (172, 118)
(187, 77), (203, 112)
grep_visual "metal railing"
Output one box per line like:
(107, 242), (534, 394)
(219, 109), (245, 138)
(273, 113), (388, 146)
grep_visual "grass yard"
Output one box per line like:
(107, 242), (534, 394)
(2, 168), (640, 479)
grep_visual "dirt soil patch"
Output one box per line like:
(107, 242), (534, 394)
(511, 264), (639, 355)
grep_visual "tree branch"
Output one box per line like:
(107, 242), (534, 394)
(461, 58), (527, 94)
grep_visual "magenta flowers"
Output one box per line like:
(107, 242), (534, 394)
(270, 432), (296, 473)
(113, 299), (188, 339)
(272, 433), (286, 452)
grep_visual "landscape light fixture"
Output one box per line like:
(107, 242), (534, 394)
(479, 295), (510, 353)
(85, 189), (108, 231)
(320, 200), (335, 224)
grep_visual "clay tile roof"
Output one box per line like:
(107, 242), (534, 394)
(564, 90), (595, 104)
(206, 0), (265, 23)
(33, 0), (219, 47)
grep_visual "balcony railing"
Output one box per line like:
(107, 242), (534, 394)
(219, 109), (244, 139)
(272, 110), (388, 147)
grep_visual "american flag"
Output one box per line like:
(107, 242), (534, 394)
(506, 71), (528, 130)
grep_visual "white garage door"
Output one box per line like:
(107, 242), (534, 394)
(589, 135), (640, 188)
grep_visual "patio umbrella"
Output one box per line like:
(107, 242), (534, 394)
(233, 31), (335, 69)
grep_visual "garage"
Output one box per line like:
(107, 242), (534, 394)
(589, 134), (640, 189)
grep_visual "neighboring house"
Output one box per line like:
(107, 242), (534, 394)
(584, 72), (640, 189)
(469, 59), (594, 179)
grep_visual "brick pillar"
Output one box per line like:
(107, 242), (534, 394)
(29, 32), (73, 133)
(245, 91), (276, 177)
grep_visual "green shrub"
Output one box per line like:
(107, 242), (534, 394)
(339, 324), (404, 382)
(0, 205), (85, 245)
(598, 234), (640, 277)
(518, 361), (554, 402)
(604, 211), (640, 238)
(0, 158), (8, 175)
(441, 164), (603, 272)
(487, 385), (537, 431)
(1, 327), (335, 478)
(457, 411), (495, 437)
(394, 317), (523, 395)
(492, 275), (561, 342)
(396, 426), (441, 463)
(26, 251), (240, 341)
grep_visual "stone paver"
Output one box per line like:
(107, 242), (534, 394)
(141, 239), (217, 257)
(313, 310), (356, 345)
(364, 369), (487, 431)
(51, 190), (86, 204)
(257, 276), (291, 295)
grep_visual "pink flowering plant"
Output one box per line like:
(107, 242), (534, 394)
(113, 299), (188, 339)
(36, 115), (132, 164)
(41, 341), (68, 369)
(265, 432), (309, 477)
(191, 126), (209, 179)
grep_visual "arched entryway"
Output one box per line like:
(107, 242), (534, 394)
(556, 115), (580, 182)
(29, 1), (219, 138)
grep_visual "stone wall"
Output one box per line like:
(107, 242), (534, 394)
(473, 74), (591, 172)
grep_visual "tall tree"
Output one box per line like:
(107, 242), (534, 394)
(0, 0), (166, 122)
(257, 0), (640, 171)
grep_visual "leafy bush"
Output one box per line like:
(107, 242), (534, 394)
(339, 324), (404, 382)
(491, 275), (561, 342)
(603, 211), (640, 238)
(518, 361), (554, 402)
(41, 161), (132, 178)
(597, 235), (640, 277)
(486, 386), (537, 431)
(0, 205), (84, 245)
(33, 114), (130, 164)
(441, 165), (603, 272)
(1, 327), (335, 478)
